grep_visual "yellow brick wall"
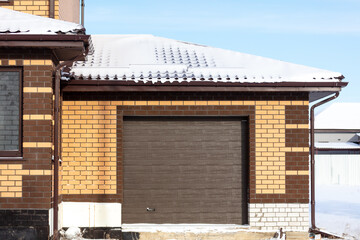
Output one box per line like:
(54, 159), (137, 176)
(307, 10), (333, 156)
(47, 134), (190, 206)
(1, 0), (59, 19)
(61, 100), (309, 196)
(0, 164), (51, 198)
(61, 101), (117, 195)
(255, 101), (309, 194)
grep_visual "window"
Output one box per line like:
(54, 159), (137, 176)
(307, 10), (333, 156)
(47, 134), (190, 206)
(0, 68), (22, 157)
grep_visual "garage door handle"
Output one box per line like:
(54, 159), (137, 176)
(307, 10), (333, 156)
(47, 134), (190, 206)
(146, 207), (155, 212)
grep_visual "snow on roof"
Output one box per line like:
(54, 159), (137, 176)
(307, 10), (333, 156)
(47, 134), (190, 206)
(315, 142), (360, 149)
(0, 7), (84, 34)
(71, 34), (343, 83)
(315, 103), (360, 130)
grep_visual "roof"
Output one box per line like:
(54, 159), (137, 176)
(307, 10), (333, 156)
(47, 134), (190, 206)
(71, 34), (343, 83)
(315, 103), (360, 130)
(0, 7), (84, 34)
(315, 142), (360, 149)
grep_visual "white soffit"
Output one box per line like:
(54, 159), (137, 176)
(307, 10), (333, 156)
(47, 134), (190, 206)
(71, 34), (343, 83)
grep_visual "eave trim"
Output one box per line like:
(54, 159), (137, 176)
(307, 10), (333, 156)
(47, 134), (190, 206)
(61, 80), (347, 92)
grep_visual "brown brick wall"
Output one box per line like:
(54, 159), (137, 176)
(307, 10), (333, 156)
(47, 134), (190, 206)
(62, 92), (310, 205)
(0, 48), (54, 209)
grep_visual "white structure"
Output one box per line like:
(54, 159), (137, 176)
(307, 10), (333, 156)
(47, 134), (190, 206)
(315, 103), (360, 186)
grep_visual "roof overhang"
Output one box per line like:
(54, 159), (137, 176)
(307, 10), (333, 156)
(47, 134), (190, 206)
(0, 34), (91, 61)
(61, 79), (347, 102)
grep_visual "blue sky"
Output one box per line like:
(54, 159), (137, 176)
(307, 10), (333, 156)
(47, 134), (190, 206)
(85, 0), (360, 104)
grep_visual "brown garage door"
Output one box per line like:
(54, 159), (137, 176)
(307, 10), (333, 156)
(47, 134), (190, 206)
(122, 116), (248, 224)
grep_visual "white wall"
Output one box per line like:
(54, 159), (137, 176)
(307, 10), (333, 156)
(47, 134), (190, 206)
(316, 154), (360, 186)
(49, 202), (122, 235)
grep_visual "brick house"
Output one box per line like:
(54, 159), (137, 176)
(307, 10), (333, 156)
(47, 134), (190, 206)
(0, 2), (348, 239)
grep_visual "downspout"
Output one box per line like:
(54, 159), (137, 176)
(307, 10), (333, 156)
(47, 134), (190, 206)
(49, 0), (55, 18)
(310, 92), (339, 230)
(81, 0), (85, 27)
(53, 49), (88, 240)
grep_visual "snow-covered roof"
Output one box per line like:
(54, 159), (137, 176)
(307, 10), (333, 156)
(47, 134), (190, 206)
(0, 7), (84, 34)
(315, 142), (360, 149)
(315, 103), (360, 130)
(71, 34), (343, 83)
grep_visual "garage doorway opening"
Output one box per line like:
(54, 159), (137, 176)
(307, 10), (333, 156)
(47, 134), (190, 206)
(122, 116), (249, 224)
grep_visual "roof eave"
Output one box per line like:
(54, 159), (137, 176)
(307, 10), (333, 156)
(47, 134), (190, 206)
(0, 34), (91, 61)
(63, 79), (348, 87)
(0, 34), (89, 41)
(61, 80), (347, 95)
(316, 148), (360, 152)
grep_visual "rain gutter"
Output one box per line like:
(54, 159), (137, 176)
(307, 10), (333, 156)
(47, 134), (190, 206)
(0, 34), (88, 42)
(310, 92), (339, 230)
(316, 148), (360, 152)
(62, 81), (347, 92)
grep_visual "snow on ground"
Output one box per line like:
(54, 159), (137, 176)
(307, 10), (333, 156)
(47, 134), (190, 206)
(316, 184), (360, 239)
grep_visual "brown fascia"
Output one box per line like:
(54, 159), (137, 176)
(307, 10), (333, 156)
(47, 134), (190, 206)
(61, 79), (348, 93)
(0, 34), (90, 61)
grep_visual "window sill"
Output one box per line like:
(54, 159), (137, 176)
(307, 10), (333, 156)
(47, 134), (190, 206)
(0, 157), (24, 161)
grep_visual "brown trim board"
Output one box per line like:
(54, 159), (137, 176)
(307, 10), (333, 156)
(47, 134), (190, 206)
(61, 80), (347, 92)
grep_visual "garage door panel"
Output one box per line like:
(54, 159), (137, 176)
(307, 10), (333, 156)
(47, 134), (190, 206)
(123, 117), (247, 224)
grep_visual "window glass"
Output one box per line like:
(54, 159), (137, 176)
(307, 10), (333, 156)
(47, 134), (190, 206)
(0, 71), (20, 152)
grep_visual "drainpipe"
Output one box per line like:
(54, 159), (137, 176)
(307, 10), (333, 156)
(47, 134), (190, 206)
(81, 0), (85, 26)
(310, 92), (339, 230)
(49, 0), (55, 18)
(53, 49), (88, 240)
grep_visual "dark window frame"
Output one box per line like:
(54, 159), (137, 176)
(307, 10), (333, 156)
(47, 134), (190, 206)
(0, 0), (14, 6)
(0, 67), (22, 158)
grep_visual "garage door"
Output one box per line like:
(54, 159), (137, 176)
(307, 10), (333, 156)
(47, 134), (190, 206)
(122, 116), (248, 224)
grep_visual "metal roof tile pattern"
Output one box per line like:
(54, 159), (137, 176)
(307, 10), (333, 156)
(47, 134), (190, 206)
(0, 7), (84, 34)
(71, 34), (343, 83)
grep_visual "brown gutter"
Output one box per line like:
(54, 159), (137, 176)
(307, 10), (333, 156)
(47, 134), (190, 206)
(310, 92), (339, 230)
(52, 49), (88, 240)
(0, 41), (85, 48)
(62, 80), (347, 92)
(315, 148), (360, 152)
(314, 129), (360, 133)
(0, 35), (89, 42)
(0, 35), (90, 51)
(66, 79), (348, 87)
(62, 85), (344, 93)
(49, 0), (55, 18)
